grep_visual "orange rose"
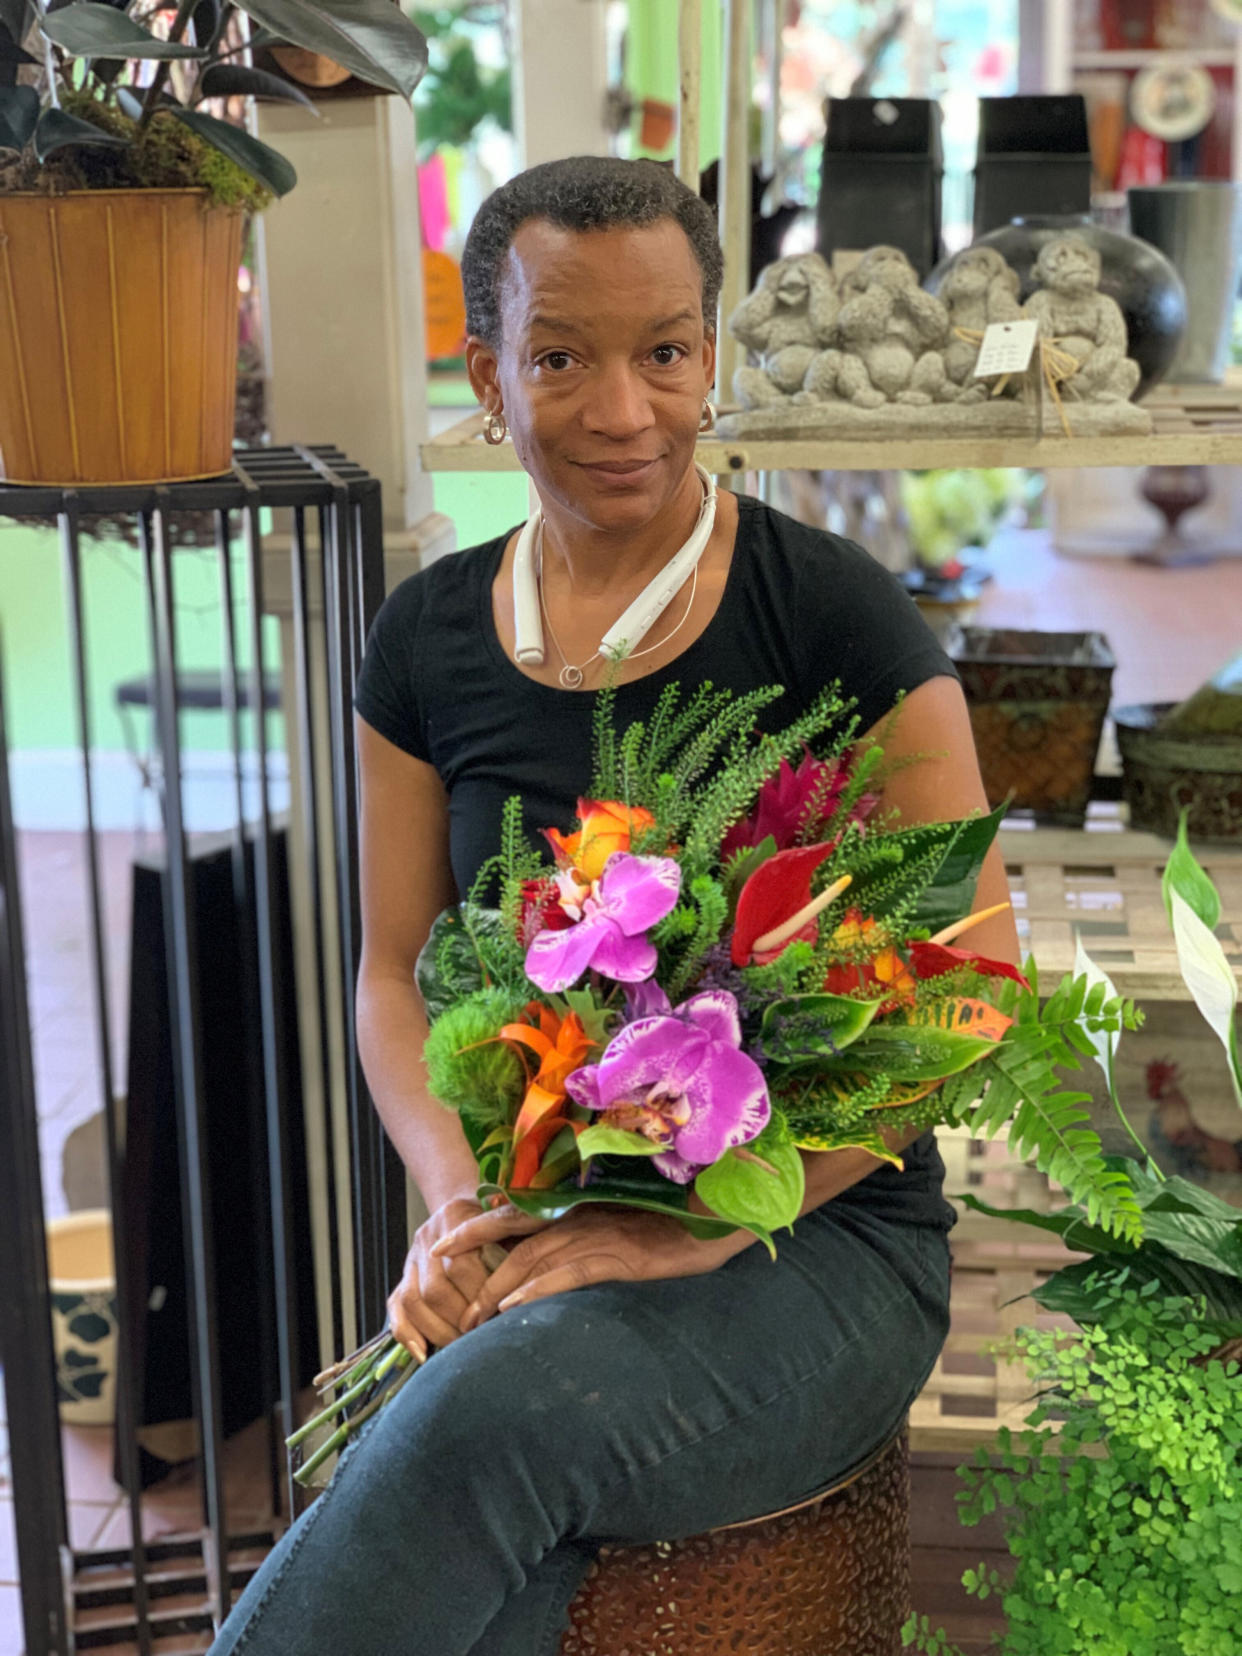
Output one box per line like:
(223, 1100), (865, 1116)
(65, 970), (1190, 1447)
(543, 798), (656, 884)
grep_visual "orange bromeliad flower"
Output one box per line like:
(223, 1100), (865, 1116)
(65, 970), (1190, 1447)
(822, 907), (917, 1008)
(544, 799), (657, 885)
(500, 1004), (597, 1188)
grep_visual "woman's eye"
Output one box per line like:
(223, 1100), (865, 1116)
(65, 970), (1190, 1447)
(538, 351), (574, 371)
(651, 344), (686, 366)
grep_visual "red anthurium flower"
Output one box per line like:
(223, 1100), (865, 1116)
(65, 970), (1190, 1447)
(722, 749), (879, 861)
(730, 843), (835, 966)
(908, 941), (1031, 990)
(519, 879), (572, 946)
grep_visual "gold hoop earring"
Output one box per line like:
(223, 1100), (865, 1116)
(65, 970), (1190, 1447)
(699, 400), (716, 433)
(483, 409), (508, 445)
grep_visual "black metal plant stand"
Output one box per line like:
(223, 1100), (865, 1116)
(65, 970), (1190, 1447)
(0, 448), (407, 1656)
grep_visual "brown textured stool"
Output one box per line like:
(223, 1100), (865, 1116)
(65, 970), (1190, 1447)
(559, 1427), (910, 1656)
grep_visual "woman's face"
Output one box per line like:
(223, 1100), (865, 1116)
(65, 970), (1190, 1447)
(466, 218), (715, 534)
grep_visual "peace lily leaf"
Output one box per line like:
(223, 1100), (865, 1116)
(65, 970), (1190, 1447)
(1034, 1249), (1242, 1328)
(237, 0), (429, 99)
(1162, 810), (1220, 930)
(35, 107), (130, 161)
(576, 1124), (662, 1160)
(1072, 934), (1122, 1095)
(0, 81), (36, 149)
(165, 105), (296, 195)
(41, 4), (210, 59)
(759, 992), (881, 1065)
(956, 1192), (1133, 1256)
(1170, 888), (1242, 1109)
(694, 1128), (804, 1237)
(198, 63), (318, 110)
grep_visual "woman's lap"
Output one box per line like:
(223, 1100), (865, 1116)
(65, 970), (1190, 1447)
(209, 1204), (950, 1656)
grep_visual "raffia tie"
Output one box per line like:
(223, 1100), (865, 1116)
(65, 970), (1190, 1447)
(954, 327), (1081, 437)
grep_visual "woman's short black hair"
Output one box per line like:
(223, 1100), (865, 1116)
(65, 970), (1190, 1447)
(462, 156), (723, 347)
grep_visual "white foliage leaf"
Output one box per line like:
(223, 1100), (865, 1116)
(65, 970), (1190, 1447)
(1170, 889), (1242, 1108)
(1073, 934), (1121, 1085)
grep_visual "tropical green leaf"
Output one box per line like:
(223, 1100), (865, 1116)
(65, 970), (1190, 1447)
(576, 1125), (662, 1160)
(41, 4), (210, 59)
(1072, 935), (1121, 1095)
(790, 1120), (903, 1163)
(34, 106), (130, 160)
(820, 1020), (1001, 1081)
(1162, 809), (1221, 930)
(478, 1178), (774, 1252)
(165, 105), (297, 195)
(758, 991), (881, 1066)
(197, 62), (317, 109)
(415, 905), (514, 1025)
(694, 1122), (804, 1236)
(0, 20), (36, 64)
(955, 1193), (1129, 1256)
(237, 0), (429, 99)
(909, 802), (1008, 931)
(0, 81), (36, 149)
(1035, 1251), (1242, 1329)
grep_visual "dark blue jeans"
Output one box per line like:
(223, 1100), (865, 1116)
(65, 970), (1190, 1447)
(209, 1202), (950, 1656)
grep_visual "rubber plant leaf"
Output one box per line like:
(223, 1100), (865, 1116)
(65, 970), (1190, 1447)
(0, 81), (36, 149)
(198, 63), (318, 110)
(165, 105), (297, 196)
(1169, 886), (1242, 1109)
(41, 3), (210, 58)
(237, 0), (429, 100)
(34, 107), (130, 162)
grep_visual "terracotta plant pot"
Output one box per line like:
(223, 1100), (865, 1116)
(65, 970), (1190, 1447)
(0, 189), (243, 486)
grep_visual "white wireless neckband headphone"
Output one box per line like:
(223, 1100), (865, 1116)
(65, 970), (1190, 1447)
(513, 464), (718, 668)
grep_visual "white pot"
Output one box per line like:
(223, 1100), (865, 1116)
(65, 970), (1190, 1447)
(46, 1209), (118, 1427)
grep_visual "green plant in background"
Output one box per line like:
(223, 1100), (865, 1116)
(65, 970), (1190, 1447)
(900, 468), (1032, 572)
(411, 3), (509, 156)
(907, 815), (1242, 1654)
(904, 1284), (1242, 1656)
(0, 0), (428, 202)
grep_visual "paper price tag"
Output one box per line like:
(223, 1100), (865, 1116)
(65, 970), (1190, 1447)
(973, 319), (1039, 379)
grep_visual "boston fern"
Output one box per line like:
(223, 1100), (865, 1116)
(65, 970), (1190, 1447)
(0, 0), (428, 200)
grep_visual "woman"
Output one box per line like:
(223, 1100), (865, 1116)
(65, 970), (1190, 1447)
(211, 156), (1018, 1656)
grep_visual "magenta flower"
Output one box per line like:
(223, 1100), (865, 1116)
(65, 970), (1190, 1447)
(721, 749), (878, 861)
(565, 989), (770, 1184)
(524, 852), (681, 992)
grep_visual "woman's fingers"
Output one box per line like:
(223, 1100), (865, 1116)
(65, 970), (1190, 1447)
(497, 1256), (619, 1312)
(460, 1231), (623, 1331)
(385, 1288), (429, 1362)
(431, 1204), (554, 1259)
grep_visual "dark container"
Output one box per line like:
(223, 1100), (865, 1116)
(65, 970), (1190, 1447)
(972, 96), (1092, 237)
(927, 213), (1188, 400)
(946, 627), (1116, 827)
(1115, 703), (1242, 843)
(817, 97), (943, 278)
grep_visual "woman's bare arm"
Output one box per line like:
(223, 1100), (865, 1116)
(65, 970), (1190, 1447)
(355, 716), (478, 1210)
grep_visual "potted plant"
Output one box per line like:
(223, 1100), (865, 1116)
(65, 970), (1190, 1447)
(0, 0), (428, 486)
(898, 467), (1032, 639)
(906, 813), (1242, 1655)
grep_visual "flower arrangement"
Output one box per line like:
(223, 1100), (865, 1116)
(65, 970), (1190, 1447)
(290, 680), (1143, 1484)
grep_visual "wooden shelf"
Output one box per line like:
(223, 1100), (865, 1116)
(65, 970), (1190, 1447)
(1001, 805), (1242, 1002)
(1072, 47), (1238, 69)
(420, 386), (1242, 476)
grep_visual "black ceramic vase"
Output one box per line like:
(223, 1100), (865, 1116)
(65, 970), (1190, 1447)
(926, 213), (1188, 399)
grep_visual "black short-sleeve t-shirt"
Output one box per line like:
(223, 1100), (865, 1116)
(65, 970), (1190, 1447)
(356, 493), (958, 1229)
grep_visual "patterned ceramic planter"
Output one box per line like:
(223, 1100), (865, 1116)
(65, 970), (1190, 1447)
(46, 1209), (118, 1426)
(1115, 704), (1242, 843)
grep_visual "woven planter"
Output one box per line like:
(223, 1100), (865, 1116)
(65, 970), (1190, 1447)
(947, 626), (1116, 827)
(0, 189), (243, 486)
(1115, 702), (1242, 843)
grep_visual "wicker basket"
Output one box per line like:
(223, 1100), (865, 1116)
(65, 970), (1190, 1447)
(560, 1430), (910, 1656)
(947, 626), (1116, 826)
(1115, 702), (1242, 843)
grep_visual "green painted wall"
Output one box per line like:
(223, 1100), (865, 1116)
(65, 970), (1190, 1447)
(627, 0), (723, 171)
(0, 468), (529, 755)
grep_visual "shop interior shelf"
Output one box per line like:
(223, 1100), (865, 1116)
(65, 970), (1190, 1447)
(419, 384), (1242, 476)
